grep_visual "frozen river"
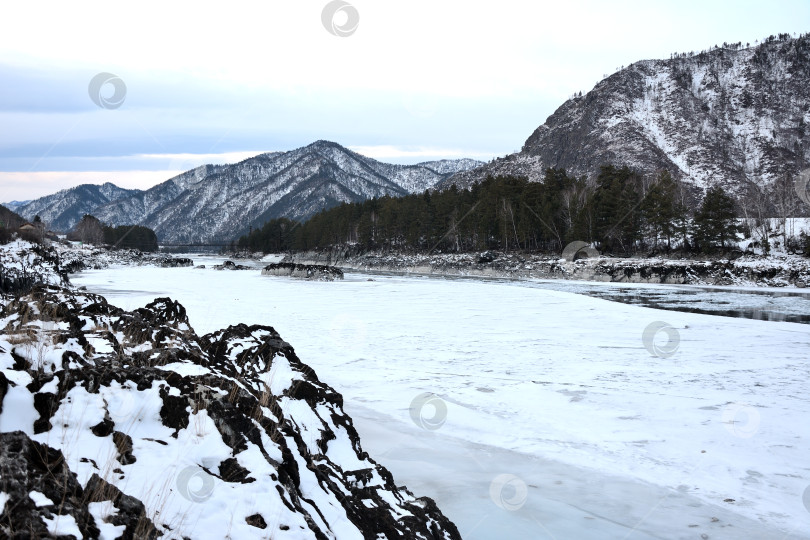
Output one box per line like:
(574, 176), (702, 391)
(72, 255), (810, 539)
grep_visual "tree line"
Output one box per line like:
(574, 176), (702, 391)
(68, 215), (158, 252)
(237, 165), (762, 256)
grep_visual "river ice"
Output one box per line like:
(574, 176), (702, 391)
(72, 256), (810, 539)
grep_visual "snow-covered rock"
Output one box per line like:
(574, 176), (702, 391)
(0, 245), (460, 539)
(0, 241), (194, 294)
(0, 240), (68, 296)
(212, 260), (252, 271)
(262, 263), (344, 281)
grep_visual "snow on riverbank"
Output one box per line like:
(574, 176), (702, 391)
(287, 248), (810, 288)
(1, 248), (460, 539)
(73, 257), (810, 539)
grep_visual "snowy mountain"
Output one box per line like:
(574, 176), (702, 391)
(442, 34), (810, 203)
(15, 141), (482, 244)
(1, 200), (31, 213)
(15, 183), (140, 232)
(0, 241), (461, 538)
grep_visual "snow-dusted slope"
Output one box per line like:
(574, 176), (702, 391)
(0, 205), (26, 230)
(1, 200), (31, 213)
(443, 34), (810, 202)
(16, 142), (482, 244)
(0, 242), (460, 539)
(15, 183), (141, 232)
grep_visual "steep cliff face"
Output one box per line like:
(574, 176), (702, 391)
(443, 34), (810, 203)
(16, 141), (482, 244)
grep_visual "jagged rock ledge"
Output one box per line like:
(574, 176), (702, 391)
(262, 263), (344, 281)
(285, 248), (810, 288)
(159, 256), (193, 268)
(1, 241), (194, 296)
(60, 246), (194, 271)
(213, 260), (252, 270)
(0, 242), (68, 296)
(0, 243), (459, 539)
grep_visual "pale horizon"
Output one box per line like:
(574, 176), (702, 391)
(2, 0), (808, 201)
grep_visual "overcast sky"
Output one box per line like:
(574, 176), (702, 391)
(1, 0), (808, 201)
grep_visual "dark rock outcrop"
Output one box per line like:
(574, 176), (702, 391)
(0, 431), (159, 539)
(0, 277), (459, 538)
(0, 431), (97, 539)
(159, 257), (193, 268)
(262, 262), (344, 281)
(213, 260), (251, 270)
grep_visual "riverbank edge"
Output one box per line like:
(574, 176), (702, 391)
(282, 248), (810, 288)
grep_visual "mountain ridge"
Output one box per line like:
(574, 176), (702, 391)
(440, 33), (810, 208)
(15, 141), (482, 243)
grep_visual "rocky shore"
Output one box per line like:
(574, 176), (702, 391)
(262, 262), (344, 281)
(285, 247), (810, 288)
(213, 260), (252, 270)
(58, 244), (194, 271)
(0, 241), (460, 539)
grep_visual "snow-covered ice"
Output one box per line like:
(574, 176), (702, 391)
(72, 256), (810, 539)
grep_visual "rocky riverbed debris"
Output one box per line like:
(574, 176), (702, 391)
(262, 262), (344, 281)
(212, 260), (252, 270)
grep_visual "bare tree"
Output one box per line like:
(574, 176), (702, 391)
(67, 215), (104, 245)
(768, 173), (800, 246)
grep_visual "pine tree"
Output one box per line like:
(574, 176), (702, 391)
(593, 165), (643, 254)
(692, 186), (739, 252)
(641, 171), (685, 250)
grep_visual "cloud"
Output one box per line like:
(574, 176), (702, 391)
(134, 151), (269, 170)
(2, 0), (808, 202)
(0, 171), (176, 202)
(0, 149), (277, 201)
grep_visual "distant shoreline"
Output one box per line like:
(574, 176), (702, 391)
(281, 248), (810, 289)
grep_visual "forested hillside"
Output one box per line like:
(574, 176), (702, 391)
(238, 166), (787, 256)
(443, 33), (810, 208)
(67, 214), (159, 251)
(14, 141), (481, 243)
